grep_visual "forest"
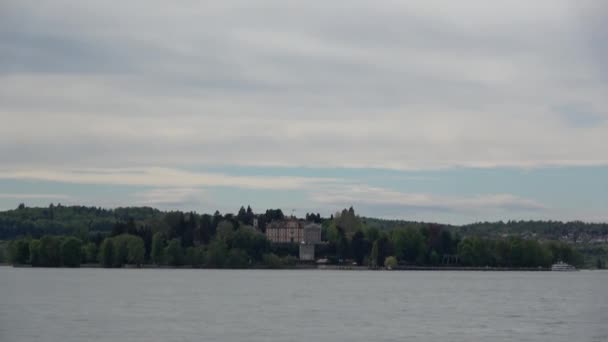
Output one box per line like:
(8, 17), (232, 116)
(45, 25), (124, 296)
(0, 204), (604, 269)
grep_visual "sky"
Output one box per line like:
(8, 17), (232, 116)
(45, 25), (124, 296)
(0, 1), (607, 224)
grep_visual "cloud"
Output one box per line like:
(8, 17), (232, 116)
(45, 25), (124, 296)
(1, 1), (607, 171)
(555, 103), (606, 128)
(310, 184), (546, 213)
(131, 187), (205, 208)
(0, 167), (337, 190)
(0, 193), (70, 200)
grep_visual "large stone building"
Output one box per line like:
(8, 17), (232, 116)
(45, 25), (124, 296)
(265, 219), (323, 260)
(265, 218), (304, 243)
(303, 223), (322, 244)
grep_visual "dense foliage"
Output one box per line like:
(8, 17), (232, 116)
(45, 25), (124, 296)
(1, 204), (601, 269)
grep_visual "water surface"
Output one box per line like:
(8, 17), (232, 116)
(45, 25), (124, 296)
(1, 267), (606, 342)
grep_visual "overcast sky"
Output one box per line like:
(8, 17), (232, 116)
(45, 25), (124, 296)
(1, 1), (607, 223)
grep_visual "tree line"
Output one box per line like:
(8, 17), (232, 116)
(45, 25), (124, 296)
(322, 208), (584, 268)
(1, 204), (593, 269)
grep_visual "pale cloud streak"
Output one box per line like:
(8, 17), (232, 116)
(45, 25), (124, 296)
(310, 184), (546, 213)
(0, 193), (70, 200)
(0, 168), (337, 190)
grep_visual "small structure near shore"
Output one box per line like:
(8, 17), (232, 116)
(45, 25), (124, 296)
(299, 223), (322, 261)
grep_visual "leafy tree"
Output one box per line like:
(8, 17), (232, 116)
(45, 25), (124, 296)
(100, 238), (115, 267)
(351, 231), (368, 265)
(384, 256), (398, 269)
(334, 207), (362, 237)
(245, 205), (255, 225)
(335, 227), (349, 260)
(185, 246), (205, 267)
(264, 209), (284, 222)
(127, 237), (145, 266)
(29, 240), (42, 266)
(83, 242), (98, 263)
(0, 241), (7, 263)
(371, 240), (379, 267)
(226, 248), (249, 268)
(231, 227), (269, 262)
(198, 214), (213, 244)
(205, 240), (228, 268)
(61, 237), (82, 267)
(364, 227), (380, 243)
(217, 220), (235, 242)
(40, 236), (61, 267)
(113, 236), (129, 267)
(181, 212), (196, 248)
(8, 239), (30, 265)
(237, 206), (247, 224)
(371, 236), (391, 267)
(151, 232), (166, 265)
(391, 228), (426, 263)
(165, 238), (184, 266)
(439, 230), (455, 255)
(262, 253), (284, 269)
(429, 250), (440, 265)
(457, 237), (474, 266)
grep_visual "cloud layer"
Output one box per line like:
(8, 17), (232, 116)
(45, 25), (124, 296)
(1, 1), (607, 223)
(1, 1), (607, 170)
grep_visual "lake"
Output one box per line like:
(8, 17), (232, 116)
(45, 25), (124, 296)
(1, 267), (607, 342)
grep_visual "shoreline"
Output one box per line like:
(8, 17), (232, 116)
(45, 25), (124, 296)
(3, 263), (556, 271)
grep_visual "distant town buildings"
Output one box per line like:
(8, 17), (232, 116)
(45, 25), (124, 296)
(264, 219), (323, 261)
(265, 218), (303, 244)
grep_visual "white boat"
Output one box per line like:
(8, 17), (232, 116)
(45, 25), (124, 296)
(551, 261), (577, 271)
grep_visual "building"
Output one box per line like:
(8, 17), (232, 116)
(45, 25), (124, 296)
(303, 223), (322, 244)
(300, 223), (323, 261)
(265, 218), (303, 243)
(299, 244), (315, 261)
(265, 219), (323, 260)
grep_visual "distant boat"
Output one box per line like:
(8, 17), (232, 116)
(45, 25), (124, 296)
(551, 261), (577, 271)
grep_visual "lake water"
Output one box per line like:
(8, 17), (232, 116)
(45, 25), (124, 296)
(1, 267), (607, 342)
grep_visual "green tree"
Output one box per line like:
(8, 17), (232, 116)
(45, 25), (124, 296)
(262, 253), (283, 269)
(61, 237), (82, 267)
(335, 228), (349, 260)
(151, 232), (166, 265)
(384, 256), (398, 269)
(371, 236), (391, 267)
(40, 236), (61, 267)
(231, 227), (269, 262)
(185, 246), (205, 267)
(334, 207), (362, 238)
(9, 239), (30, 265)
(0, 242), (6, 263)
(226, 248), (249, 268)
(217, 220), (235, 242)
(127, 237), (145, 266)
(29, 240), (42, 266)
(100, 238), (115, 268)
(113, 235), (129, 267)
(429, 250), (440, 265)
(83, 242), (98, 263)
(364, 227), (380, 243)
(165, 238), (184, 266)
(371, 240), (379, 267)
(205, 240), (228, 268)
(351, 231), (368, 265)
